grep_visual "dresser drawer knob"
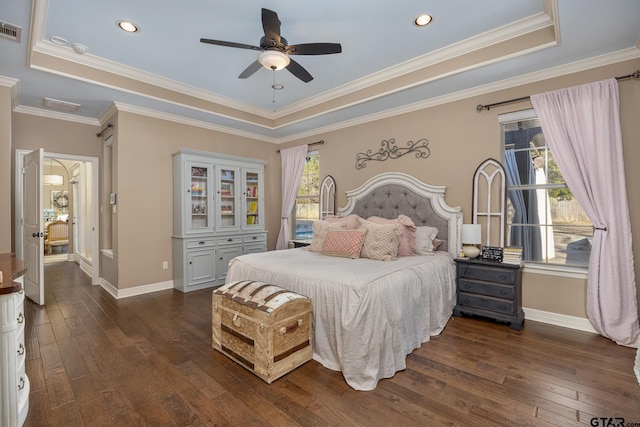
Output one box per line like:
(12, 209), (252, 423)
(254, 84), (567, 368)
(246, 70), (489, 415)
(499, 289), (508, 295)
(17, 343), (25, 356)
(17, 312), (24, 323)
(18, 377), (25, 390)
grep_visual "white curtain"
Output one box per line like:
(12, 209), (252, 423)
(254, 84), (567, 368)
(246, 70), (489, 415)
(275, 145), (308, 250)
(531, 79), (639, 348)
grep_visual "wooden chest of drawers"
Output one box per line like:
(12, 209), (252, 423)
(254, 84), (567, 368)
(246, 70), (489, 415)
(453, 258), (524, 330)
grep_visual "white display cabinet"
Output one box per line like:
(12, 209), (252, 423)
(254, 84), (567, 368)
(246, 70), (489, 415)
(172, 149), (267, 292)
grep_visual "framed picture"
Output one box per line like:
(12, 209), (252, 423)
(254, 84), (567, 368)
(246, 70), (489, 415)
(51, 190), (69, 212)
(221, 182), (233, 197)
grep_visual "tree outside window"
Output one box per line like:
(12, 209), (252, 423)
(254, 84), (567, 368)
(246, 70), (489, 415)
(292, 152), (319, 240)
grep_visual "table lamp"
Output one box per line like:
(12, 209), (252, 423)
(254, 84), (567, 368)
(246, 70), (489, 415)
(461, 224), (482, 258)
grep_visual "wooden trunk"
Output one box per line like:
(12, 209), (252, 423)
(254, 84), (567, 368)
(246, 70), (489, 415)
(212, 281), (312, 383)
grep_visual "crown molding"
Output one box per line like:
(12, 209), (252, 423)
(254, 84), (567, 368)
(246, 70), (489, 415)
(13, 104), (100, 125)
(111, 102), (278, 144)
(12, 46), (638, 144)
(276, 47), (640, 143)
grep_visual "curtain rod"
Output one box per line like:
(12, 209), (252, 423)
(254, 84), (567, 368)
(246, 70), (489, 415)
(277, 139), (324, 153)
(476, 69), (640, 112)
(96, 123), (113, 137)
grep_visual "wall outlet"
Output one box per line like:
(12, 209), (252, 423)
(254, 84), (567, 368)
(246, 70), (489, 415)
(162, 261), (169, 270)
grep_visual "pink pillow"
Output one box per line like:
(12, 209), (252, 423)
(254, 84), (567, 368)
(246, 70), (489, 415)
(321, 229), (367, 259)
(323, 214), (361, 229)
(366, 215), (416, 257)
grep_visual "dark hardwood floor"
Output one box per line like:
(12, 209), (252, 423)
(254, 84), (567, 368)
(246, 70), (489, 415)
(23, 261), (640, 426)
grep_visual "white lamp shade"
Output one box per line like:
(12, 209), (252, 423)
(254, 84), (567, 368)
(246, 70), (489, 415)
(43, 174), (63, 185)
(461, 224), (482, 245)
(258, 50), (291, 70)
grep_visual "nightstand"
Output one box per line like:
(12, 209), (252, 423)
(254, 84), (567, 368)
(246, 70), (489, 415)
(453, 258), (524, 330)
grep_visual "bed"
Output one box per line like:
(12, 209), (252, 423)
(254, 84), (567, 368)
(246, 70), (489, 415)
(226, 172), (463, 390)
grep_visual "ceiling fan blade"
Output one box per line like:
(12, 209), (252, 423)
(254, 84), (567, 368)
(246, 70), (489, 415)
(261, 8), (281, 46)
(238, 60), (262, 79)
(286, 43), (342, 55)
(200, 38), (262, 51)
(286, 58), (313, 83)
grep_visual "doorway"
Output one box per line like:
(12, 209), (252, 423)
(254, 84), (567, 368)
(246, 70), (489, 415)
(15, 149), (100, 305)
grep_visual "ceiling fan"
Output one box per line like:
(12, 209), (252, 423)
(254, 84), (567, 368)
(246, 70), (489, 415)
(200, 8), (342, 83)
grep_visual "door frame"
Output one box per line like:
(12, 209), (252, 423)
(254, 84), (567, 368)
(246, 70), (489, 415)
(15, 149), (100, 285)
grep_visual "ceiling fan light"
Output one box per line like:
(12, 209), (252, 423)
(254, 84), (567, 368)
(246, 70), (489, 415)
(258, 50), (290, 71)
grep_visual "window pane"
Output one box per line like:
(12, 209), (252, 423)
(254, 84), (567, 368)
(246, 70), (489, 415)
(292, 152), (320, 240)
(502, 113), (592, 267)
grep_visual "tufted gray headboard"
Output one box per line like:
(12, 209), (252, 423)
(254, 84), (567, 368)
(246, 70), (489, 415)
(338, 173), (462, 256)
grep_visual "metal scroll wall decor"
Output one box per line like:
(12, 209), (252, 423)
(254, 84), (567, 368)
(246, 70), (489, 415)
(355, 138), (430, 170)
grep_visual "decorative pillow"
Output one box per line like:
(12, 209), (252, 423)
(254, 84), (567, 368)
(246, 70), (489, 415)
(432, 238), (443, 251)
(358, 220), (403, 261)
(321, 229), (367, 259)
(415, 226), (439, 255)
(323, 214), (361, 230)
(307, 221), (347, 252)
(367, 215), (417, 257)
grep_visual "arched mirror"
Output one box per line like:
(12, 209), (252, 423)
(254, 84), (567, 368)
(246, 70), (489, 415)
(319, 175), (336, 219)
(472, 158), (506, 247)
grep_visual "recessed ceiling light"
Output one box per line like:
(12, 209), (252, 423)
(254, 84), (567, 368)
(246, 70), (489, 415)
(117, 20), (139, 33)
(50, 35), (67, 45)
(414, 14), (433, 27)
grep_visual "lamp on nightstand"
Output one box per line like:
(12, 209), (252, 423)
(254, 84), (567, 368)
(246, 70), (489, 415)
(461, 224), (482, 258)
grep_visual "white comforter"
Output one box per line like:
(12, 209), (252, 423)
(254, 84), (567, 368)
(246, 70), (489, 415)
(226, 248), (456, 390)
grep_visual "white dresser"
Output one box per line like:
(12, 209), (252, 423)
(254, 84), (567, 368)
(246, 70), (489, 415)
(0, 255), (29, 427)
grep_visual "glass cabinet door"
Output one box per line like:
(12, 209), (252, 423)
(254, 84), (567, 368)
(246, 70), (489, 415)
(217, 166), (240, 230)
(186, 162), (213, 234)
(243, 169), (262, 228)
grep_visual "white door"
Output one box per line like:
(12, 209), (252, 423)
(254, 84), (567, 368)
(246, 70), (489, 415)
(23, 149), (44, 305)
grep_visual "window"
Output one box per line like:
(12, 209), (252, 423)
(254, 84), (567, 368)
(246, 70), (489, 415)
(292, 152), (320, 240)
(501, 110), (592, 267)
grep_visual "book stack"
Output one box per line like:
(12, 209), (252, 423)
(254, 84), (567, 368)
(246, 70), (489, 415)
(502, 247), (523, 265)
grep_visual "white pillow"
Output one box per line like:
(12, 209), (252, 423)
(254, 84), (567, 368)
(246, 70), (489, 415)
(415, 226), (439, 255)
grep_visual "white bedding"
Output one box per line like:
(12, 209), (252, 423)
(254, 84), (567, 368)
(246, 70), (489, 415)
(226, 248), (456, 390)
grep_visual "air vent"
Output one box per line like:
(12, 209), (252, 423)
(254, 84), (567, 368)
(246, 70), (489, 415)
(0, 21), (22, 43)
(43, 97), (81, 112)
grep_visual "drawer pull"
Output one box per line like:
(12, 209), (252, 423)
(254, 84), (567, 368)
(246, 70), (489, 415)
(17, 343), (25, 356)
(227, 238), (233, 242)
(198, 241), (205, 245)
(18, 377), (25, 390)
(252, 236), (257, 240)
(280, 319), (303, 335)
(17, 312), (24, 323)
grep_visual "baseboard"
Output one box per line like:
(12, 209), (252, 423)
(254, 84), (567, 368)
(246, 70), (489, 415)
(523, 307), (598, 334)
(99, 278), (174, 299)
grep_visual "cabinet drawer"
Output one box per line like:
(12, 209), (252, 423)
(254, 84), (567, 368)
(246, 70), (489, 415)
(458, 265), (517, 285)
(186, 239), (216, 249)
(458, 279), (515, 299)
(458, 292), (514, 315)
(218, 236), (242, 246)
(243, 234), (265, 244)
